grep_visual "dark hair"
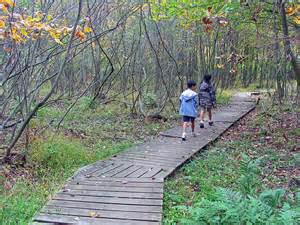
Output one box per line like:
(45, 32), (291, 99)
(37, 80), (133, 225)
(187, 80), (196, 88)
(203, 74), (212, 83)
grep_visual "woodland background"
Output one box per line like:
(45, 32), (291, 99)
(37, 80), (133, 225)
(0, 1), (299, 224)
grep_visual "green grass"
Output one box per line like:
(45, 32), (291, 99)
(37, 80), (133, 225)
(163, 141), (299, 224)
(216, 89), (234, 105)
(163, 103), (299, 224)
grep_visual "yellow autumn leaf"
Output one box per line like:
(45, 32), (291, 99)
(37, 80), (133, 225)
(286, 6), (296, 16)
(54, 38), (64, 45)
(49, 31), (60, 40)
(47, 15), (53, 21)
(83, 26), (92, 33)
(89, 211), (98, 218)
(11, 32), (25, 43)
(0, 4), (9, 13)
(217, 64), (224, 69)
(293, 16), (300, 25)
(20, 28), (28, 37)
(34, 23), (44, 30)
(0, 0), (15, 7)
(0, 19), (5, 28)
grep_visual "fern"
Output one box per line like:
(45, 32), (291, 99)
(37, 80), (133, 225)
(177, 157), (299, 225)
(179, 188), (299, 225)
(238, 154), (262, 195)
(259, 188), (285, 208)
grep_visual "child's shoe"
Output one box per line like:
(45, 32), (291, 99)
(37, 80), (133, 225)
(209, 121), (214, 126)
(199, 122), (204, 128)
(182, 133), (186, 141)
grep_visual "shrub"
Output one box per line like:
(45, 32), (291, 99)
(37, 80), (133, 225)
(29, 136), (92, 174)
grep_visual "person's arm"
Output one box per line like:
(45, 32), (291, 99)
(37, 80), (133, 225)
(193, 95), (198, 109)
(179, 95), (182, 111)
(209, 85), (216, 106)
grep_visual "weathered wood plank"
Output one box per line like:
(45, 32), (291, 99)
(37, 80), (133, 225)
(127, 167), (153, 178)
(112, 165), (143, 178)
(42, 206), (161, 221)
(53, 194), (163, 206)
(35, 214), (160, 225)
(141, 168), (164, 178)
(69, 180), (163, 188)
(58, 189), (163, 199)
(113, 156), (179, 167)
(64, 184), (163, 193)
(73, 177), (164, 183)
(89, 163), (124, 177)
(47, 200), (162, 213)
(100, 164), (133, 177)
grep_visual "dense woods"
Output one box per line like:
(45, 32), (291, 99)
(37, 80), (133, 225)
(0, 1), (299, 224)
(0, 1), (299, 161)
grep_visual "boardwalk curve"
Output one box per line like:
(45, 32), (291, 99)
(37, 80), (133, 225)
(33, 93), (256, 225)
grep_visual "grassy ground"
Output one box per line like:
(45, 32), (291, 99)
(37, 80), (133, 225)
(163, 100), (299, 224)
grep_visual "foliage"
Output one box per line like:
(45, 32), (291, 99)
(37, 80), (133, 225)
(29, 135), (93, 173)
(0, 180), (50, 225)
(143, 92), (158, 109)
(0, 0), (92, 45)
(216, 90), (233, 105)
(238, 154), (261, 195)
(179, 188), (299, 225)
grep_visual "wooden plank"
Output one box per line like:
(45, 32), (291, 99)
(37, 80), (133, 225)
(89, 163), (124, 177)
(34, 214), (160, 225)
(141, 168), (164, 178)
(53, 194), (163, 206)
(127, 167), (152, 178)
(120, 152), (185, 160)
(77, 161), (114, 178)
(113, 155), (179, 167)
(100, 164), (133, 177)
(119, 152), (185, 163)
(58, 189), (163, 199)
(42, 206), (161, 221)
(47, 200), (162, 213)
(69, 180), (163, 188)
(31, 223), (56, 225)
(73, 177), (163, 183)
(112, 159), (174, 169)
(153, 169), (170, 179)
(112, 165), (143, 178)
(64, 184), (163, 193)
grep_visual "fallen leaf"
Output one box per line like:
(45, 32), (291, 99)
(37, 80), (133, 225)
(0, 19), (5, 28)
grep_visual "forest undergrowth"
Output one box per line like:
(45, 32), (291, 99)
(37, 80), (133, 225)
(0, 91), (231, 224)
(0, 95), (177, 224)
(163, 98), (299, 224)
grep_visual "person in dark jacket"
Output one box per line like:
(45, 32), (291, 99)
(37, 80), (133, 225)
(198, 74), (216, 128)
(179, 80), (198, 141)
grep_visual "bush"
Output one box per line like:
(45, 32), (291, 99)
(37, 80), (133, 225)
(143, 92), (158, 109)
(30, 136), (92, 174)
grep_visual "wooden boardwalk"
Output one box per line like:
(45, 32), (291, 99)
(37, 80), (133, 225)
(33, 93), (256, 225)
